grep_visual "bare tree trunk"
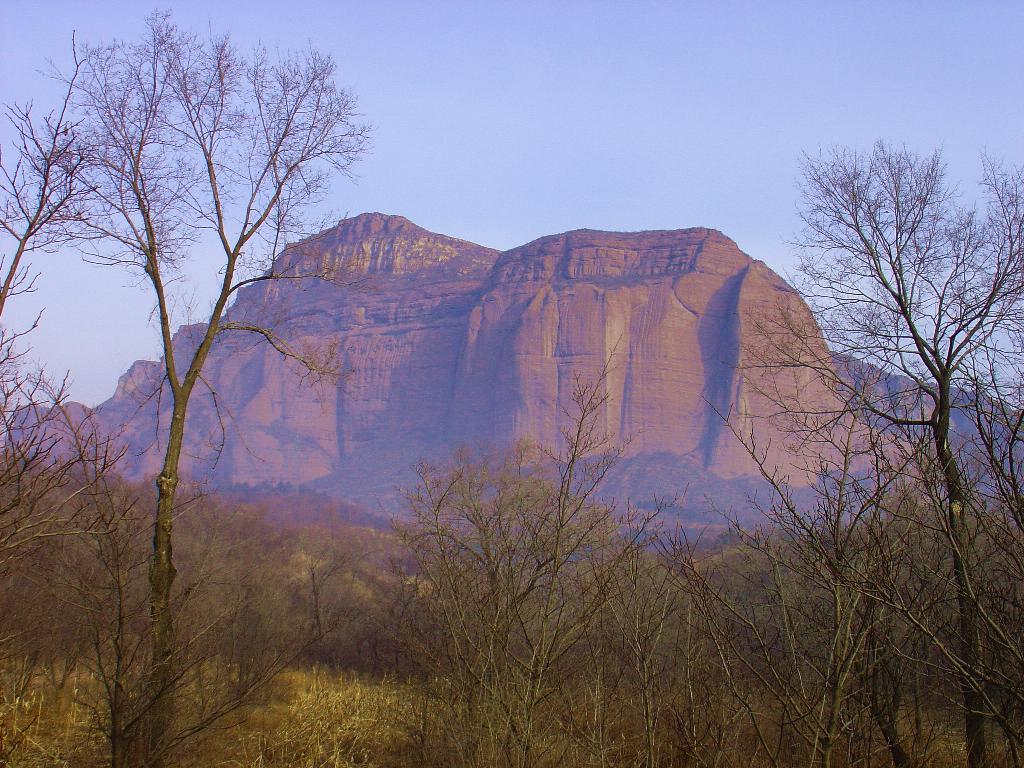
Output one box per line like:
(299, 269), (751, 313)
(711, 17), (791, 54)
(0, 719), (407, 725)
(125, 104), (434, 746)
(937, 415), (987, 768)
(110, 720), (127, 768)
(865, 621), (912, 768)
(872, 704), (911, 768)
(146, 403), (185, 767)
(950, 530), (987, 768)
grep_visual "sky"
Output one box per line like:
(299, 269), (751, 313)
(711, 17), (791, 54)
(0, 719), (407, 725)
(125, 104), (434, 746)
(2, 0), (1022, 405)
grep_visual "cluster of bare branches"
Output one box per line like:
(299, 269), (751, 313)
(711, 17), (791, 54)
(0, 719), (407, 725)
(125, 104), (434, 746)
(389, 375), (943, 768)
(0, 52), (88, 322)
(711, 142), (1024, 768)
(0, 32), (101, 583)
(389, 146), (1024, 768)
(0, 484), (371, 767)
(0, 12), (370, 766)
(394, 376), (679, 768)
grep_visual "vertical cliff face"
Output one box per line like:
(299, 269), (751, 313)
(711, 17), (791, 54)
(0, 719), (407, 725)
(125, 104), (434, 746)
(93, 213), (830, 515)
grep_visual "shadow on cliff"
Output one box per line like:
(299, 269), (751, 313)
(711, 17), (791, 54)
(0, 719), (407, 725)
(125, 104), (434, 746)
(696, 265), (748, 469)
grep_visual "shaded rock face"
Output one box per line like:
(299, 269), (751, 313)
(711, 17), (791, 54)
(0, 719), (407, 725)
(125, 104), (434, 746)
(95, 213), (827, 518)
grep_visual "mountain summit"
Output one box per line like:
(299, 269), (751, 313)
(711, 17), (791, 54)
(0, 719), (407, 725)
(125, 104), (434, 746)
(94, 214), (827, 517)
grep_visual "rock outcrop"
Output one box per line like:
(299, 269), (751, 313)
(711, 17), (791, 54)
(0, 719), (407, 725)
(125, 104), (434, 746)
(92, 213), (830, 518)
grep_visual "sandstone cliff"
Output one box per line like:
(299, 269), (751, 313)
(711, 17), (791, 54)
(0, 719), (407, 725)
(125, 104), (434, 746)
(93, 213), (828, 518)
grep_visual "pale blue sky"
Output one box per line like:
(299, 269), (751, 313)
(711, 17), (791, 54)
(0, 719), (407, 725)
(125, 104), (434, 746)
(2, 1), (1022, 404)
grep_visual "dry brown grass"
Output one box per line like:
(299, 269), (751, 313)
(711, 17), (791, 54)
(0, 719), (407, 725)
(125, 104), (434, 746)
(1, 666), (985, 768)
(2, 669), (420, 768)
(198, 669), (421, 768)
(0, 683), (104, 767)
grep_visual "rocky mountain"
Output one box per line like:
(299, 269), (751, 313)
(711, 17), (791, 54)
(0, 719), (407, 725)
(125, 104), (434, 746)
(92, 213), (831, 519)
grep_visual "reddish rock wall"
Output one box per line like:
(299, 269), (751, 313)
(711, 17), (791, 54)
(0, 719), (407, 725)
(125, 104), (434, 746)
(93, 213), (830, 517)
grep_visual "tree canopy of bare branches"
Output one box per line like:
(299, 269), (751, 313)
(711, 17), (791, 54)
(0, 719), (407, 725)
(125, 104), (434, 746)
(396, 376), (662, 768)
(788, 142), (1024, 768)
(0, 52), (87, 323)
(70, 13), (369, 765)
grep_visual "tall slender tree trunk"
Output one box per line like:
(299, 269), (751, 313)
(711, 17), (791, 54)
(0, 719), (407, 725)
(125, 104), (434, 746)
(948, 496), (987, 768)
(110, 712), (125, 768)
(874, 710), (911, 768)
(936, 410), (987, 768)
(145, 401), (187, 767)
(866, 631), (911, 768)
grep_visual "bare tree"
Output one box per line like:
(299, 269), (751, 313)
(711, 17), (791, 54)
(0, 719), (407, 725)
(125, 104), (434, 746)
(896, 367), (1024, 762)
(0, 67), (125, 757)
(788, 142), (1024, 768)
(0, 51), (87, 322)
(672, 408), (905, 768)
(603, 519), (678, 768)
(70, 14), (369, 764)
(0, 366), (74, 573)
(22, 472), (354, 768)
(0, 42), (97, 577)
(397, 376), (657, 768)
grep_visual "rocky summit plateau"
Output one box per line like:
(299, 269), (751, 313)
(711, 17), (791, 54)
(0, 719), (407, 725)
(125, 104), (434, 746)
(91, 213), (830, 520)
